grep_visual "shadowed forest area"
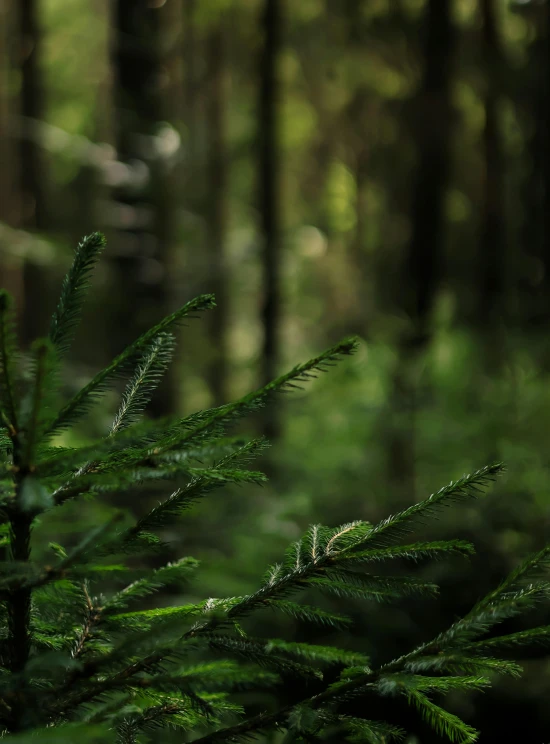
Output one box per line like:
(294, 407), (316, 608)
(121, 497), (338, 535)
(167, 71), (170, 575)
(1, 0), (550, 741)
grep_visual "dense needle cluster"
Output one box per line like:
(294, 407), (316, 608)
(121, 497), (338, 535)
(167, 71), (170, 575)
(1, 234), (550, 743)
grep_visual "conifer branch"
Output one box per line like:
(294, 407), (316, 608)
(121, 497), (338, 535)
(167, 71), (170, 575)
(46, 339), (357, 489)
(357, 464), (504, 550)
(110, 440), (269, 548)
(72, 583), (99, 659)
(0, 724), (111, 743)
(342, 716), (406, 743)
(49, 232), (106, 357)
(48, 294), (216, 434)
(426, 545), (550, 652)
(44, 334), (179, 508)
(59, 466), (497, 708)
(109, 333), (176, 436)
(405, 689), (478, 743)
(187, 648), (485, 744)
(347, 540), (476, 564)
(169, 337), (359, 450)
(470, 625), (550, 652)
(20, 340), (59, 468)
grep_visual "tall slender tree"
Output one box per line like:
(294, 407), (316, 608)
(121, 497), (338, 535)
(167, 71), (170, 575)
(519, 0), (550, 341)
(183, 0), (198, 166)
(388, 0), (456, 500)
(206, 23), (229, 406)
(111, 0), (177, 417)
(543, 0), (550, 299)
(0, 1), (13, 228)
(16, 0), (48, 345)
(544, 1), (550, 316)
(478, 0), (507, 347)
(17, 0), (44, 231)
(0, 1), (23, 309)
(406, 0), (455, 345)
(259, 0), (282, 440)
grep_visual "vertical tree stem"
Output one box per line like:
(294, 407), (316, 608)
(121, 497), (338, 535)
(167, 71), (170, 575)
(7, 448), (33, 731)
(259, 0), (281, 441)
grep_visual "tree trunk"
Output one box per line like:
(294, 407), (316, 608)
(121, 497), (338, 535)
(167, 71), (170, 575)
(346, 83), (372, 339)
(259, 0), (282, 440)
(388, 0), (455, 500)
(474, 0), (509, 388)
(405, 0), (454, 345)
(17, 0), (44, 230)
(478, 0), (506, 344)
(545, 4), (550, 316)
(0, 1), (13, 226)
(545, 3), (550, 299)
(0, 1), (24, 310)
(520, 2), (550, 340)
(183, 0), (198, 163)
(206, 26), (229, 406)
(111, 0), (176, 416)
(16, 0), (47, 345)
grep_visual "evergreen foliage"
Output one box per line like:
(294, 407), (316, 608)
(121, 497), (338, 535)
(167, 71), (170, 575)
(0, 234), (549, 743)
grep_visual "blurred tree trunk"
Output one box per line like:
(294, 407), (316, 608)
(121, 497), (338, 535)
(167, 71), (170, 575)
(206, 25), (229, 406)
(66, 0), (111, 254)
(16, 0), (48, 345)
(545, 3), (550, 315)
(406, 0), (454, 346)
(17, 0), (44, 230)
(259, 0), (282, 440)
(520, 1), (550, 341)
(533, 0), (550, 363)
(472, 0), (508, 465)
(353, 142), (369, 328)
(180, 0), (207, 292)
(68, 165), (100, 252)
(478, 0), (507, 367)
(388, 0), (456, 499)
(0, 2), (13, 226)
(111, 0), (177, 416)
(183, 0), (198, 165)
(0, 0), (23, 308)
(347, 85), (372, 338)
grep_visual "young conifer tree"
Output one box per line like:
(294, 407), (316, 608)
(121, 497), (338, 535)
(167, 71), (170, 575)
(1, 234), (550, 743)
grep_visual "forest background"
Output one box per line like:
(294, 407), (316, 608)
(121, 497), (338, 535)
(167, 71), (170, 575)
(1, 0), (549, 741)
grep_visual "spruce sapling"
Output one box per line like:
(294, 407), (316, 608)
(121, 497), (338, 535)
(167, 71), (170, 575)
(0, 234), (550, 743)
